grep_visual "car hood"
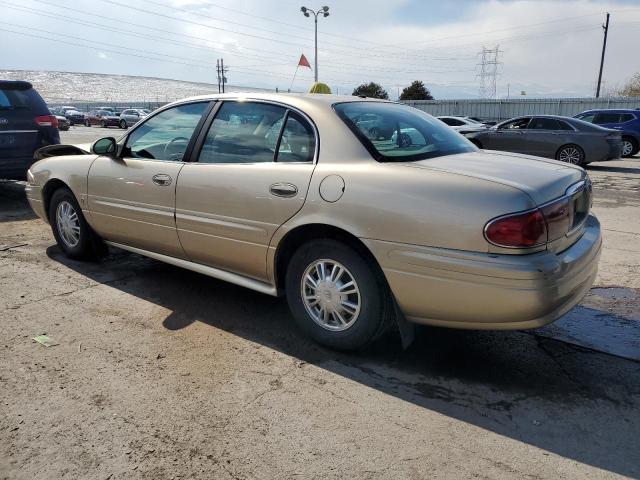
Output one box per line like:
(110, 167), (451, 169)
(394, 150), (585, 205)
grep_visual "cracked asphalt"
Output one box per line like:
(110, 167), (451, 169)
(1, 130), (639, 479)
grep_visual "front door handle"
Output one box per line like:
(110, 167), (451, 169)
(152, 174), (172, 186)
(269, 183), (298, 198)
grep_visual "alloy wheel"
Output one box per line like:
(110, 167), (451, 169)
(56, 201), (81, 248)
(558, 147), (582, 165)
(622, 140), (633, 157)
(300, 259), (361, 331)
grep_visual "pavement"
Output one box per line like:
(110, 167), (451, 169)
(1, 130), (639, 479)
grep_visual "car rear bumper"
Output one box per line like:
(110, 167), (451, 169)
(363, 214), (601, 330)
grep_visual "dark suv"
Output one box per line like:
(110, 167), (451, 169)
(574, 109), (640, 157)
(0, 80), (60, 180)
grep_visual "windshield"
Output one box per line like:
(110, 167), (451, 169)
(333, 102), (475, 162)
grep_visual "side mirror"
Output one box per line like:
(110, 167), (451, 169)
(92, 137), (117, 156)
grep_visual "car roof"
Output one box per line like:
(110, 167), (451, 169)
(579, 108), (640, 114)
(165, 93), (392, 113)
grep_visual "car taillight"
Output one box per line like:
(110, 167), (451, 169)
(540, 197), (571, 242)
(485, 210), (547, 248)
(35, 115), (59, 128)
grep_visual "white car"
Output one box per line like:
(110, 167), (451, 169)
(437, 116), (489, 134)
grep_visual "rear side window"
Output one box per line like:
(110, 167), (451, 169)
(276, 112), (315, 163)
(594, 113), (621, 124)
(619, 113), (636, 123)
(529, 118), (561, 130)
(334, 102), (474, 162)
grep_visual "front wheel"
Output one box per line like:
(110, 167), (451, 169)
(119, 119), (127, 129)
(49, 188), (105, 260)
(622, 137), (638, 158)
(285, 240), (392, 350)
(84, 120), (91, 127)
(101, 120), (107, 128)
(556, 144), (585, 167)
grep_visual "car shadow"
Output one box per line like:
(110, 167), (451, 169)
(46, 245), (640, 478)
(0, 180), (37, 222)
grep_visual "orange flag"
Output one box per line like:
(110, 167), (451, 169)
(298, 54), (311, 69)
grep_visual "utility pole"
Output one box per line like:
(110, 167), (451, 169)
(216, 59), (221, 93)
(596, 12), (610, 98)
(477, 45), (502, 99)
(217, 58), (228, 93)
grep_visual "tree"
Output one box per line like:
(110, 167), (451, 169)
(399, 81), (434, 101)
(617, 73), (640, 97)
(352, 82), (389, 99)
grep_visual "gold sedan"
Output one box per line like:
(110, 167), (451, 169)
(26, 94), (601, 350)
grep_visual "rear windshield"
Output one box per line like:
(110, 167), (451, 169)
(0, 88), (38, 110)
(333, 102), (475, 162)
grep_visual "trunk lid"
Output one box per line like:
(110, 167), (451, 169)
(397, 150), (585, 205)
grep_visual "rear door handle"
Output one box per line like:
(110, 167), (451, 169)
(152, 174), (172, 186)
(269, 183), (298, 198)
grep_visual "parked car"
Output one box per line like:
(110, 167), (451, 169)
(0, 80), (60, 180)
(64, 109), (86, 125)
(119, 108), (149, 128)
(574, 109), (640, 158)
(437, 116), (489, 134)
(55, 115), (70, 131)
(467, 116), (497, 126)
(26, 94), (601, 351)
(96, 106), (116, 113)
(84, 110), (121, 128)
(465, 115), (622, 166)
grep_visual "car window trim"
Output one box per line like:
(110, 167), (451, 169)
(189, 99), (319, 165)
(117, 99), (215, 163)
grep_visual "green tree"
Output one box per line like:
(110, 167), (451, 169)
(617, 73), (640, 97)
(352, 82), (389, 99)
(399, 81), (434, 101)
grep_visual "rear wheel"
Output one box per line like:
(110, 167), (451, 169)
(119, 119), (127, 129)
(84, 119), (91, 127)
(101, 120), (107, 128)
(285, 239), (392, 351)
(49, 188), (105, 260)
(556, 144), (585, 167)
(622, 137), (638, 158)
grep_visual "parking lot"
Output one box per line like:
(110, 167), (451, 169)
(1, 126), (639, 479)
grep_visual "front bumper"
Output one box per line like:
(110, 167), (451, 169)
(363, 214), (601, 330)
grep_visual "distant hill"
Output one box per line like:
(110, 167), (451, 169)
(0, 70), (275, 103)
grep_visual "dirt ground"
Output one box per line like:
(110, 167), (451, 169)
(1, 129), (639, 479)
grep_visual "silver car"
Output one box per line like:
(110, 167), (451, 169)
(119, 108), (149, 129)
(437, 116), (489, 134)
(465, 115), (622, 166)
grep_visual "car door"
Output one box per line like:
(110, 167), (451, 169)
(485, 117), (532, 152)
(175, 100), (317, 281)
(87, 101), (211, 258)
(524, 117), (564, 157)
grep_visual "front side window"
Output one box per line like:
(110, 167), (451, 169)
(576, 113), (595, 123)
(198, 101), (287, 164)
(124, 102), (208, 161)
(334, 102), (474, 162)
(529, 118), (561, 130)
(499, 117), (531, 129)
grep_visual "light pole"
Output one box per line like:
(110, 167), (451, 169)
(300, 6), (329, 82)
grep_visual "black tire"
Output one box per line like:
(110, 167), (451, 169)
(101, 120), (107, 128)
(84, 120), (91, 127)
(285, 239), (392, 351)
(49, 188), (106, 260)
(622, 136), (639, 158)
(556, 144), (585, 167)
(119, 119), (127, 129)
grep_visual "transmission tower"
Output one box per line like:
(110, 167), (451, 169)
(477, 45), (502, 99)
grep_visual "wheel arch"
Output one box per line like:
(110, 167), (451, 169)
(273, 223), (385, 294)
(42, 178), (73, 223)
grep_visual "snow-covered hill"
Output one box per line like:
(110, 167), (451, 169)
(0, 70), (275, 103)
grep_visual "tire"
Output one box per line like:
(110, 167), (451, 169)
(556, 144), (585, 167)
(101, 121), (107, 128)
(49, 188), (106, 260)
(285, 239), (392, 351)
(622, 136), (638, 158)
(119, 119), (127, 129)
(84, 120), (91, 127)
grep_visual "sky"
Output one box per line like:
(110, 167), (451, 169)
(1, 0), (640, 99)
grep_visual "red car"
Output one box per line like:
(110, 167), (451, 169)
(84, 110), (120, 128)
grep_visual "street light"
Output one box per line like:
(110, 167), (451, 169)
(300, 6), (330, 82)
